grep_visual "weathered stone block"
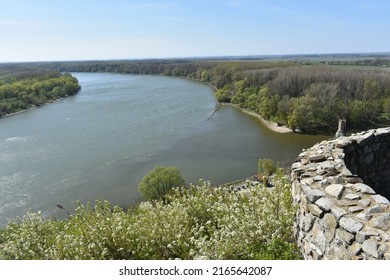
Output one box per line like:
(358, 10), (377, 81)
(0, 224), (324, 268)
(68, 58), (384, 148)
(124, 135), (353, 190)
(340, 216), (363, 233)
(356, 212), (372, 221)
(356, 230), (380, 243)
(302, 213), (315, 232)
(331, 206), (347, 220)
(353, 183), (376, 194)
(362, 240), (379, 258)
(320, 213), (337, 242)
(369, 213), (390, 231)
(358, 198), (371, 207)
(314, 175), (324, 182)
(337, 200), (358, 207)
(308, 154), (326, 162)
(336, 228), (355, 244)
(302, 185), (326, 203)
(308, 204), (323, 217)
(312, 223), (326, 255)
(367, 205), (386, 213)
(292, 162), (302, 170)
(345, 193), (360, 200)
(348, 243), (362, 257)
(319, 161), (334, 170)
(371, 195), (390, 204)
(325, 184), (344, 199)
(315, 197), (333, 212)
(348, 206), (364, 213)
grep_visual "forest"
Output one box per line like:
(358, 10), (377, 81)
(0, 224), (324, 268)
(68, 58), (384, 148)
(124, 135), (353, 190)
(0, 65), (80, 117)
(4, 58), (390, 132)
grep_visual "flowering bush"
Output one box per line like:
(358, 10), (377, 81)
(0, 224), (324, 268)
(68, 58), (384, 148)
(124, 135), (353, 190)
(1, 171), (300, 260)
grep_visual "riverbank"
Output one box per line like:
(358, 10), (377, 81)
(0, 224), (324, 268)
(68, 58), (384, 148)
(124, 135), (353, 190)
(0, 96), (75, 119)
(224, 103), (293, 133)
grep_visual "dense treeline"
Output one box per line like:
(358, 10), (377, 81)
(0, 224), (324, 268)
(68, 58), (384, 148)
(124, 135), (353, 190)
(324, 58), (390, 67)
(9, 59), (390, 132)
(0, 66), (80, 117)
(214, 66), (390, 131)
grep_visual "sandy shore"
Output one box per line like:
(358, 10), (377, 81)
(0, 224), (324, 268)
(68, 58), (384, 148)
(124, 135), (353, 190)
(224, 103), (293, 133)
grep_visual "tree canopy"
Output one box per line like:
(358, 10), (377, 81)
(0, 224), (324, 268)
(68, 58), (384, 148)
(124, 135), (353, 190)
(138, 166), (186, 201)
(0, 66), (80, 117)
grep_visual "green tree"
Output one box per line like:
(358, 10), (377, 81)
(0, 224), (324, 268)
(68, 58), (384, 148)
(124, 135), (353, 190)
(138, 166), (186, 201)
(383, 98), (390, 117)
(258, 158), (277, 177)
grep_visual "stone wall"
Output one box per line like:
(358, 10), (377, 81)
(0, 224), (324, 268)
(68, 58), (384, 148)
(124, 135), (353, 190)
(291, 127), (390, 260)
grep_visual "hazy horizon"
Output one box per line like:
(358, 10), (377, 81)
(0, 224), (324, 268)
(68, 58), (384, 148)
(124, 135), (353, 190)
(1, 52), (389, 64)
(0, 0), (389, 62)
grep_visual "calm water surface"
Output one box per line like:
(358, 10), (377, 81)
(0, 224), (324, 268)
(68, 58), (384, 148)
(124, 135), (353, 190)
(0, 73), (327, 226)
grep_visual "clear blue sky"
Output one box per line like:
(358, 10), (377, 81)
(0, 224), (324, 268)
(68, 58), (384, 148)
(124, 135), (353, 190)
(0, 0), (389, 62)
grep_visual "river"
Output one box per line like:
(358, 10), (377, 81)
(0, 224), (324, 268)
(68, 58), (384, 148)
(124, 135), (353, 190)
(0, 73), (327, 226)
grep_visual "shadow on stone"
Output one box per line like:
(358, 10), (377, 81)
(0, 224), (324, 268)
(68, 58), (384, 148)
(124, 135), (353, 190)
(343, 130), (390, 200)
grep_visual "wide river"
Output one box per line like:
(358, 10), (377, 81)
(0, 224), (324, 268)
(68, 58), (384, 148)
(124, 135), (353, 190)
(0, 73), (327, 226)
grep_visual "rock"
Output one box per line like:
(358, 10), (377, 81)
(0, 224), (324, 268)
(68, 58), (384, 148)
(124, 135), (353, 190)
(325, 184), (344, 199)
(308, 204), (323, 217)
(340, 216), (363, 233)
(345, 176), (363, 184)
(302, 185), (326, 203)
(379, 244), (389, 254)
(318, 179), (329, 187)
(362, 240), (379, 258)
(353, 183), (376, 194)
(308, 154), (326, 162)
(292, 162), (302, 170)
(336, 228), (355, 244)
(320, 213), (337, 242)
(375, 128), (390, 135)
(341, 168), (353, 176)
(315, 197), (333, 211)
(345, 193), (360, 200)
(348, 206), (364, 213)
(337, 200), (358, 207)
(358, 198), (371, 207)
(319, 161), (334, 170)
(327, 244), (349, 259)
(312, 223), (326, 255)
(331, 206), (347, 220)
(367, 205), (386, 214)
(314, 175), (324, 182)
(371, 195), (390, 204)
(356, 212), (372, 221)
(369, 213), (390, 231)
(302, 213), (315, 232)
(356, 230), (379, 243)
(348, 243), (362, 256)
(335, 139), (351, 148)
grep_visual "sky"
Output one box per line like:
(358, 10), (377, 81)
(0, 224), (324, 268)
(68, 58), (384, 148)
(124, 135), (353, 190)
(0, 0), (389, 62)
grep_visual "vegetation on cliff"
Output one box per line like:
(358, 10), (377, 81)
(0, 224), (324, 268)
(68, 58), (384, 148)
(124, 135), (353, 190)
(0, 170), (299, 260)
(0, 66), (80, 117)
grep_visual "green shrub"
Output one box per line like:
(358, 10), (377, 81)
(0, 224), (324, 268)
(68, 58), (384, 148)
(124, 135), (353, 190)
(258, 158), (277, 177)
(138, 166), (186, 201)
(2, 172), (299, 260)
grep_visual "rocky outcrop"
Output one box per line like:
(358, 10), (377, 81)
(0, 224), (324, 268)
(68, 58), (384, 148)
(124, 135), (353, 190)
(291, 127), (390, 260)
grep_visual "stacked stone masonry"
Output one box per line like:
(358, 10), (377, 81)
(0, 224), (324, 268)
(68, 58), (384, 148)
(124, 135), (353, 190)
(291, 127), (390, 260)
